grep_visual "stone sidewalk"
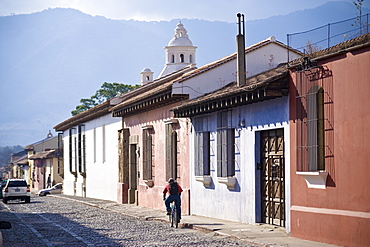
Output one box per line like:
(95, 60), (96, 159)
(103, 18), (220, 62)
(44, 193), (339, 247)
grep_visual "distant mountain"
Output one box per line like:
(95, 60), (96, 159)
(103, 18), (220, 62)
(0, 1), (368, 146)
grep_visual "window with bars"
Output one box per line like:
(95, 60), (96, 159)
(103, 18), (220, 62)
(142, 128), (153, 180)
(78, 125), (86, 175)
(307, 86), (325, 171)
(217, 111), (235, 177)
(165, 123), (177, 180)
(102, 125), (106, 163)
(57, 132), (64, 175)
(93, 128), (97, 163)
(69, 129), (72, 172)
(74, 136), (77, 172)
(194, 117), (210, 176)
(68, 128), (76, 174)
(295, 68), (333, 173)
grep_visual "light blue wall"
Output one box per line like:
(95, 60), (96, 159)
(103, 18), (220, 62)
(190, 96), (290, 228)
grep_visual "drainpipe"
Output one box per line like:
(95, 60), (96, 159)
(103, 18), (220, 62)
(236, 13), (246, 87)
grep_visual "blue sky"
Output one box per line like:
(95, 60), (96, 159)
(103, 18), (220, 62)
(0, 0), (365, 22)
(0, 0), (368, 147)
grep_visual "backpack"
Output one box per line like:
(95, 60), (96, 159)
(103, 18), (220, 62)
(169, 182), (179, 195)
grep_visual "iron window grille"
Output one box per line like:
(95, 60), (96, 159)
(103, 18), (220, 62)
(142, 128), (153, 180)
(78, 125), (86, 175)
(165, 123), (178, 180)
(194, 117), (210, 176)
(295, 67), (334, 172)
(217, 111), (235, 177)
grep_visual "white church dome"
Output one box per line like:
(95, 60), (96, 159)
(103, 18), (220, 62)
(142, 68), (152, 72)
(158, 21), (197, 78)
(168, 37), (193, 46)
(167, 22), (193, 47)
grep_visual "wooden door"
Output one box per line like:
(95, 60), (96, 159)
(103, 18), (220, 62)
(128, 143), (138, 204)
(261, 129), (285, 227)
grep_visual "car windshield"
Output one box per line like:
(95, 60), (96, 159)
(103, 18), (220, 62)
(8, 181), (27, 187)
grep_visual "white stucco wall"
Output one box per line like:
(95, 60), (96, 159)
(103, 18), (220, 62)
(190, 97), (290, 230)
(173, 40), (301, 100)
(62, 130), (74, 196)
(62, 114), (121, 202)
(85, 114), (121, 201)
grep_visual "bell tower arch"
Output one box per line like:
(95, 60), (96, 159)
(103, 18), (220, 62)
(159, 22), (197, 78)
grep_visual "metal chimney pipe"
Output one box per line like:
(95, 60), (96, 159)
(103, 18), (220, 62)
(236, 13), (246, 87)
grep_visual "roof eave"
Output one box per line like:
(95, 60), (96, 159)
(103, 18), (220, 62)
(54, 101), (111, 131)
(173, 67), (289, 118)
(112, 91), (189, 118)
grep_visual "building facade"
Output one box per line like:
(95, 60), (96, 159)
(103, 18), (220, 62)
(54, 101), (122, 201)
(289, 34), (370, 247)
(24, 134), (63, 191)
(173, 65), (294, 228)
(171, 34), (302, 229)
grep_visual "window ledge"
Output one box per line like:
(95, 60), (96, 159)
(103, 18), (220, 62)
(164, 119), (179, 124)
(296, 171), (328, 189)
(195, 176), (212, 187)
(141, 125), (153, 129)
(144, 180), (154, 187)
(217, 177), (237, 189)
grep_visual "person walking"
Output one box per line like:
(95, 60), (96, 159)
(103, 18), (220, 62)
(47, 174), (51, 188)
(163, 178), (183, 223)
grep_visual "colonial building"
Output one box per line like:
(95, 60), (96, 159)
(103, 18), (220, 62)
(171, 35), (301, 229)
(110, 22), (197, 213)
(288, 33), (370, 247)
(54, 101), (121, 201)
(8, 151), (28, 180)
(24, 133), (62, 191)
(54, 22), (197, 207)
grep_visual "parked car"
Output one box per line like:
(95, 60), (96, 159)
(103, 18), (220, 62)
(0, 180), (7, 199)
(2, 179), (30, 204)
(37, 183), (63, 196)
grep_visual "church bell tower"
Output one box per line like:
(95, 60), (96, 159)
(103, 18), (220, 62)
(158, 22), (197, 78)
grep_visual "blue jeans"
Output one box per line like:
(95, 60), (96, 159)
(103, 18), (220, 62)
(165, 194), (181, 220)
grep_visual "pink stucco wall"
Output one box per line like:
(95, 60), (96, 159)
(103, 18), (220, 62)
(289, 46), (370, 246)
(33, 159), (46, 191)
(123, 102), (191, 214)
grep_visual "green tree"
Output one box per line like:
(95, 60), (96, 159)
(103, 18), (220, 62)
(71, 82), (139, 116)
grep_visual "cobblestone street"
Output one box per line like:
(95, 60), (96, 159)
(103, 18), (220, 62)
(0, 195), (255, 246)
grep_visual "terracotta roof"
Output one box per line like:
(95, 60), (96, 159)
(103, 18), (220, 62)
(111, 66), (195, 117)
(111, 38), (300, 118)
(289, 33), (370, 67)
(24, 144), (34, 151)
(29, 150), (58, 160)
(24, 136), (56, 151)
(173, 64), (289, 117)
(54, 100), (111, 131)
(172, 37), (302, 84)
(11, 154), (29, 165)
